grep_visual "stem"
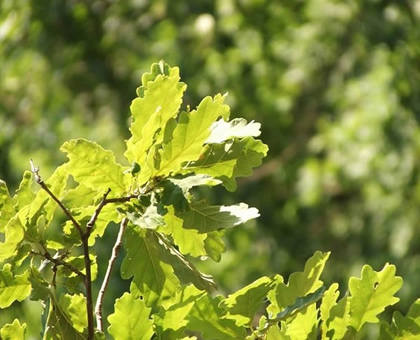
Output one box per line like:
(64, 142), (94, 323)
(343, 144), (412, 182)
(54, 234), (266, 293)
(95, 218), (128, 332)
(30, 160), (83, 236)
(86, 188), (112, 237)
(30, 161), (95, 339)
(82, 233), (95, 339)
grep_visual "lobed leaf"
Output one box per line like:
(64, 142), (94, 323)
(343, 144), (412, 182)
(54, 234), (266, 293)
(125, 62), (186, 170)
(61, 139), (130, 196)
(0, 216), (25, 262)
(108, 292), (153, 340)
(0, 264), (31, 308)
(58, 293), (87, 333)
(0, 319), (26, 340)
(348, 263), (403, 331)
(380, 298), (420, 339)
(0, 180), (14, 233)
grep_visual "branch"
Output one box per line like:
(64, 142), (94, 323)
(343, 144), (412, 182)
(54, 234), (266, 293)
(30, 160), (84, 236)
(95, 217), (129, 332)
(30, 160), (94, 339)
(31, 250), (86, 279)
(86, 188), (112, 237)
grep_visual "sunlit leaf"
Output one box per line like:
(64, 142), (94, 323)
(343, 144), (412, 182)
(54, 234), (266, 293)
(348, 263), (403, 331)
(0, 216), (25, 262)
(0, 180), (14, 233)
(61, 139), (130, 196)
(154, 94), (230, 177)
(108, 292), (153, 340)
(59, 293), (87, 333)
(206, 118), (262, 144)
(186, 293), (247, 340)
(0, 264), (31, 308)
(220, 276), (276, 326)
(0, 319), (26, 340)
(12, 171), (35, 211)
(125, 63), (186, 169)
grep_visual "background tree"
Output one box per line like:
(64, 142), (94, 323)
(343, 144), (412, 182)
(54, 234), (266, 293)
(1, 0), (420, 334)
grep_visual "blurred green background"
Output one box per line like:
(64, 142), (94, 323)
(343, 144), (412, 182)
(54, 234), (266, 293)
(2, 0), (420, 336)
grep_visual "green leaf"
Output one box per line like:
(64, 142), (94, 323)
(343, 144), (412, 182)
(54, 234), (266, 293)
(0, 264), (31, 308)
(154, 284), (207, 338)
(220, 276), (276, 326)
(0, 216), (25, 262)
(182, 201), (259, 233)
(154, 94), (230, 178)
(270, 286), (326, 323)
(348, 263), (403, 331)
(61, 139), (130, 196)
(185, 137), (268, 191)
(0, 180), (15, 233)
(13, 171), (35, 211)
(154, 232), (216, 291)
(185, 293), (247, 340)
(162, 206), (207, 258)
(121, 226), (179, 308)
(380, 298), (420, 339)
(206, 118), (262, 144)
(108, 292), (154, 340)
(44, 298), (87, 339)
(267, 251), (329, 323)
(0, 319), (26, 340)
(320, 283), (351, 340)
(125, 63), (187, 169)
(58, 293), (87, 333)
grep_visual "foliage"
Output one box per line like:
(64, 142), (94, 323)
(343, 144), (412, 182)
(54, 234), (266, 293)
(1, 62), (419, 339)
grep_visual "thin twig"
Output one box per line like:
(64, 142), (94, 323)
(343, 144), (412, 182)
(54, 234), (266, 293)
(31, 250), (86, 279)
(86, 188), (112, 237)
(30, 160), (94, 339)
(30, 160), (84, 236)
(95, 218), (129, 332)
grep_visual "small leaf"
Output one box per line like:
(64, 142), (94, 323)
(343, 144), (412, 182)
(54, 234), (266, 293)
(12, 171), (35, 211)
(0, 180), (14, 232)
(61, 139), (130, 196)
(349, 263), (403, 331)
(380, 298), (420, 339)
(268, 251), (329, 315)
(108, 292), (154, 340)
(0, 319), (26, 340)
(59, 293), (88, 332)
(0, 264), (31, 308)
(182, 201), (259, 233)
(220, 276), (276, 326)
(0, 216), (25, 262)
(206, 118), (262, 144)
